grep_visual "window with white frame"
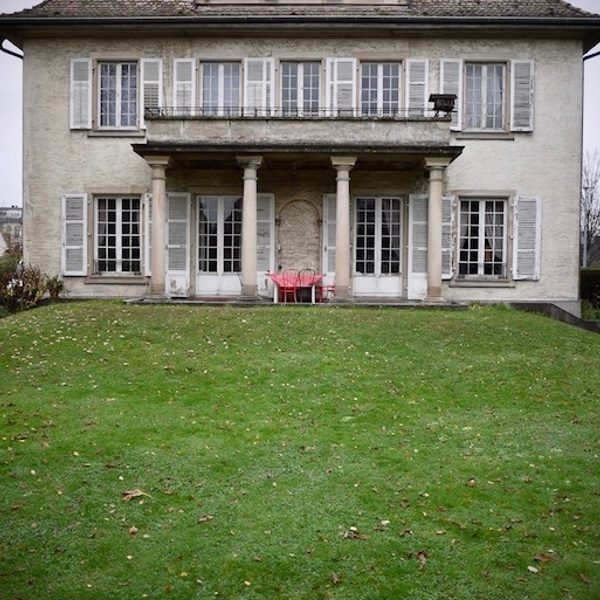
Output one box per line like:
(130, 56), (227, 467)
(360, 63), (401, 116)
(198, 197), (243, 274)
(201, 62), (241, 116)
(95, 197), (141, 274)
(281, 61), (320, 116)
(458, 199), (507, 278)
(98, 62), (138, 128)
(464, 63), (505, 130)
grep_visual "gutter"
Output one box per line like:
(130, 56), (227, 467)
(0, 38), (23, 59)
(584, 49), (600, 61)
(0, 15), (600, 27)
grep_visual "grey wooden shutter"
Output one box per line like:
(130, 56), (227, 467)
(323, 194), (337, 275)
(440, 59), (463, 130)
(511, 60), (534, 132)
(141, 59), (163, 127)
(442, 195), (454, 280)
(326, 58), (357, 116)
(167, 193), (190, 296)
(173, 59), (195, 116)
(513, 196), (541, 280)
(143, 193), (152, 276)
(62, 193), (88, 275)
(406, 60), (428, 117)
(257, 193), (274, 273)
(407, 194), (428, 299)
(243, 58), (274, 116)
(70, 59), (92, 129)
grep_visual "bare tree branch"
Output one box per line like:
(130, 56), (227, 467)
(582, 149), (600, 266)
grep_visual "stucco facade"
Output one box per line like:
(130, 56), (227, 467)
(2, 0), (599, 312)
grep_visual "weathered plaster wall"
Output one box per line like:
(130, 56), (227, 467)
(22, 34), (583, 302)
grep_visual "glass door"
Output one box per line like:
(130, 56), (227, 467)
(353, 197), (403, 296)
(196, 196), (243, 296)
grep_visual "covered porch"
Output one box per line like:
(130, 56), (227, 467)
(132, 141), (463, 303)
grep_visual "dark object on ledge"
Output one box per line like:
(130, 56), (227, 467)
(429, 94), (457, 116)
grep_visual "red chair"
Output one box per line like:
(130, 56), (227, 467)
(318, 281), (335, 302)
(278, 269), (299, 303)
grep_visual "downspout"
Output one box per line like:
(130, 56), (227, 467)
(1, 38), (23, 59)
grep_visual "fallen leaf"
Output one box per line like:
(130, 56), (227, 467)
(527, 566), (539, 574)
(343, 527), (369, 540)
(331, 572), (341, 585)
(128, 526), (138, 536)
(467, 478), (476, 487)
(122, 489), (151, 501)
(197, 514), (214, 524)
(416, 550), (429, 568)
(534, 553), (557, 563)
(579, 573), (591, 584)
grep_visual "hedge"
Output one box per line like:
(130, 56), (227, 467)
(581, 268), (600, 308)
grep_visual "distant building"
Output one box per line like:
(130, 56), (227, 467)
(0, 206), (23, 255)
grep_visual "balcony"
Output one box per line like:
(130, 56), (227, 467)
(144, 106), (453, 150)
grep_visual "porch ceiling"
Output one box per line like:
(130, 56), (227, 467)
(132, 142), (464, 171)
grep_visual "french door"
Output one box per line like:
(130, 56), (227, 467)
(353, 197), (403, 296)
(196, 196), (243, 295)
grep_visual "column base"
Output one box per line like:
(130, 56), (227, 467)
(242, 284), (257, 297)
(424, 295), (447, 305)
(333, 286), (351, 302)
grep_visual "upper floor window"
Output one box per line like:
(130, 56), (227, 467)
(98, 62), (138, 128)
(281, 61), (320, 116)
(441, 59), (533, 133)
(201, 62), (241, 116)
(361, 63), (401, 117)
(464, 63), (505, 130)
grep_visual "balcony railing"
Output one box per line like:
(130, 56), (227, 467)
(145, 106), (454, 120)
(142, 95), (456, 148)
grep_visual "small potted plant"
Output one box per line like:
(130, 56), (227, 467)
(46, 274), (66, 301)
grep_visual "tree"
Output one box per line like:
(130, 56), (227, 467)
(582, 150), (600, 267)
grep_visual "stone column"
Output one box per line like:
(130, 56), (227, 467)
(424, 157), (451, 302)
(331, 156), (357, 300)
(237, 156), (263, 297)
(148, 156), (170, 297)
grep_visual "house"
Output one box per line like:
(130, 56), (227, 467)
(1, 0), (599, 313)
(0, 205), (23, 256)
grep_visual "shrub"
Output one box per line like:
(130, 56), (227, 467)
(0, 263), (47, 312)
(45, 274), (66, 300)
(580, 268), (600, 308)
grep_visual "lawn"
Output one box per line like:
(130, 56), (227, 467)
(0, 302), (599, 600)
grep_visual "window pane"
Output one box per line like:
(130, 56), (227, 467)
(282, 62), (299, 116)
(202, 63), (219, 115)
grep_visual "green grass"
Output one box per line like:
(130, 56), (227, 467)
(0, 302), (599, 600)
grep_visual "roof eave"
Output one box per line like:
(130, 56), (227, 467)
(1, 14), (599, 53)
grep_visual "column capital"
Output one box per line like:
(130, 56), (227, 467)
(424, 157), (452, 171)
(331, 156), (357, 171)
(146, 155), (171, 169)
(237, 156), (263, 170)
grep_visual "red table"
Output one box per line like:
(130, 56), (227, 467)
(268, 271), (324, 304)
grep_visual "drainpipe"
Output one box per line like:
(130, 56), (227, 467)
(1, 38), (23, 60)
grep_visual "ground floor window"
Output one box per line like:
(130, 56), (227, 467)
(95, 197), (141, 274)
(198, 196), (243, 274)
(354, 197), (402, 275)
(458, 198), (506, 278)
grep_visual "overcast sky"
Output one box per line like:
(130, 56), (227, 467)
(0, 0), (599, 206)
